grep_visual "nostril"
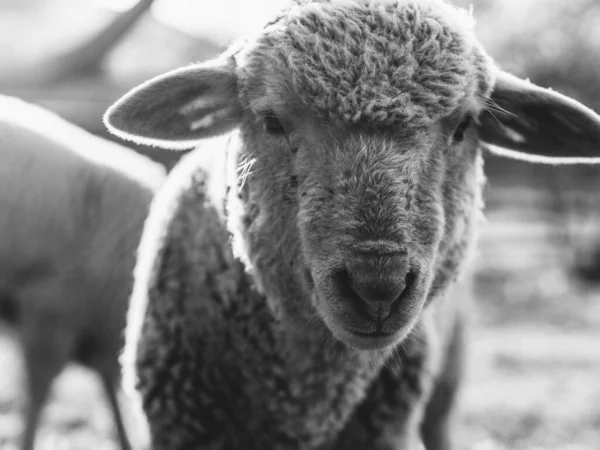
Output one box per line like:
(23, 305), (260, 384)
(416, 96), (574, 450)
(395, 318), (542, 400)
(332, 268), (357, 301)
(332, 268), (374, 315)
(403, 269), (417, 299)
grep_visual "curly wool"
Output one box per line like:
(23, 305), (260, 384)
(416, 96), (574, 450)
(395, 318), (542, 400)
(236, 0), (495, 128)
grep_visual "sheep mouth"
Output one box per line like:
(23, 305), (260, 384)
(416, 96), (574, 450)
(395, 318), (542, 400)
(349, 329), (393, 338)
(336, 327), (405, 351)
(311, 271), (427, 351)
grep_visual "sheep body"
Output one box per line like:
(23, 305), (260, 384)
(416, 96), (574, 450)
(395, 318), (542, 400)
(121, 136), (470, 449)
(0, 95), (165, 450)
(104, 1), (600, 449)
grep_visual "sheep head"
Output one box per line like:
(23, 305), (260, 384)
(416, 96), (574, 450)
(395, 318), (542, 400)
(105, 0), (600, 351)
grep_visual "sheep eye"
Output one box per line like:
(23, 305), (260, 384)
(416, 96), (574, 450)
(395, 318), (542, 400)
(453, 115), (472, 143)
(263, 115), (286, 135)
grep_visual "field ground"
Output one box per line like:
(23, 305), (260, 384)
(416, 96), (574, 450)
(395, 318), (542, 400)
(0, 203), (599, 449)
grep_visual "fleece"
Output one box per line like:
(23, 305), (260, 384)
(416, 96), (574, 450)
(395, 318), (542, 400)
(236, 0), (495, 128)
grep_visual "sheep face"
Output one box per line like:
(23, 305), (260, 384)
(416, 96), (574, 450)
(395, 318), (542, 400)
(105, 0), (600, 351)
(234, 100), (485, 351)
(223, 1), (497, 350)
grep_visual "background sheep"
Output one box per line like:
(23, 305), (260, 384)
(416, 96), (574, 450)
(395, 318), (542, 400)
(0, 94), (165, 450)
(104, 0), (600, 449)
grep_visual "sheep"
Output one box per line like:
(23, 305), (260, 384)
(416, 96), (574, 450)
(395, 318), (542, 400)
(0, 94), (165, 450)
(103, 0), (600, 449)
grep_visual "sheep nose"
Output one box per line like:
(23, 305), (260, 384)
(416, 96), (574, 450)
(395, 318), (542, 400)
(333, 255), (414, 321)
(351, 279), (406, 311)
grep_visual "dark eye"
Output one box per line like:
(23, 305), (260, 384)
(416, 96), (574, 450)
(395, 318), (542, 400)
(453, 115), (472, 143)
(263, 115), (286, 135)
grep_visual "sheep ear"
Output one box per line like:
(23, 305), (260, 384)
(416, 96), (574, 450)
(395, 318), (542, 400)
(478, 70), (600, 164)
(104, 57), (243, 150)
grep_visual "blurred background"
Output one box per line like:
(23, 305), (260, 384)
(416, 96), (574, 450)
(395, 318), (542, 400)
(0, 0), (599, 449)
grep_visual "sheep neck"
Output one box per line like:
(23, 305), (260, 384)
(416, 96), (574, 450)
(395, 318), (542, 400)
(214, 136), (398, 447)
